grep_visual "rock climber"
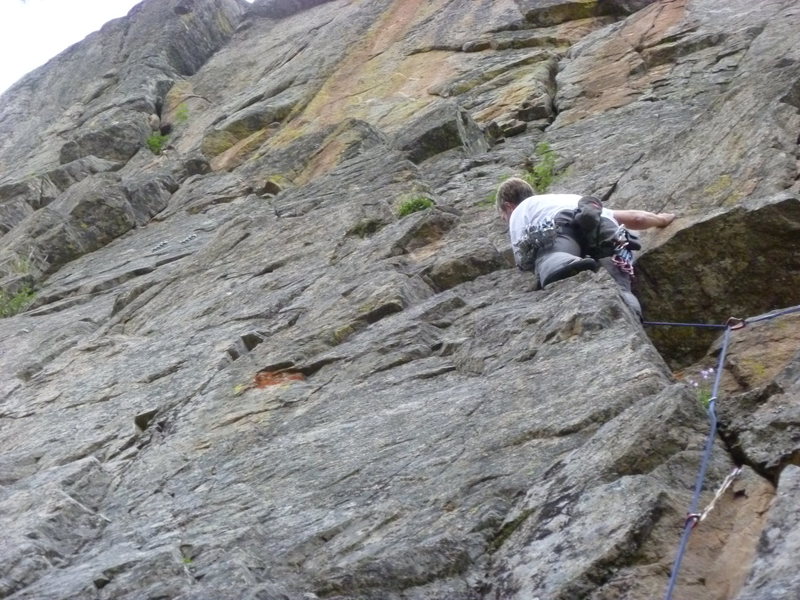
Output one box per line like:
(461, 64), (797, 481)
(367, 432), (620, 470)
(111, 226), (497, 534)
(496, 177), (675, 316)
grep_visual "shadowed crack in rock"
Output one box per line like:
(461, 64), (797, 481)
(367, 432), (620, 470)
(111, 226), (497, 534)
(635, 194), (800, 368)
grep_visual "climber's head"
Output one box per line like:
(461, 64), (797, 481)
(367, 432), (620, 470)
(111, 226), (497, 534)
(496, 177), (534, 222)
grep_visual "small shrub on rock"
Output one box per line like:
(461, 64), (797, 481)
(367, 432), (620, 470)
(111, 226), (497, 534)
(524, 141), (558, 193)
(397, 196), (435, 217)
(483, 143), (561, 208)
(146, 133), (170, 155)
(0, 286), (35, 318)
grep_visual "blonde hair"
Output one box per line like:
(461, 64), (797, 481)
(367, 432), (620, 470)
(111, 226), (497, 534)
(495, 177), (534, 214)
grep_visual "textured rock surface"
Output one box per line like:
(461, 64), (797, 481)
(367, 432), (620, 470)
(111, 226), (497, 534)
(736, 465), (800, 600)
(248, 0), (336, 18)
(635, 194), (800, 367)
(1, 0), (799, 598)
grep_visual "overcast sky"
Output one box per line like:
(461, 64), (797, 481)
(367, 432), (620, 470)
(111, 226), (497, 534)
(0, 0), (254, 96)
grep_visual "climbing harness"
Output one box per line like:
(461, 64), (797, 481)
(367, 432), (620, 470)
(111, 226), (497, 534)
(646, 303), (800, 600)
(515, 218), (558, 271)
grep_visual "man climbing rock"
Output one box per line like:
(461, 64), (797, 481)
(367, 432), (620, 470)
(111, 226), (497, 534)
(496, 177), (675, 316)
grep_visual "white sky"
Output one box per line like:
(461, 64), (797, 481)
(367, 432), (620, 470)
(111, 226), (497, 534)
(0, 0), (254, 96)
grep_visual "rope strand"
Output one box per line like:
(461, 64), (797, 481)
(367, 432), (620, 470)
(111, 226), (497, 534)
(625, 304), (799, 598)
(642, 320), (728, 329)
(654, 304), (800, 599)
(744, 304), (800, 324)
(663, 325), (732, 600)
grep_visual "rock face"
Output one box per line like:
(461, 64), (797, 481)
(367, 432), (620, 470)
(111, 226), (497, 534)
(0, 0), (799, 599)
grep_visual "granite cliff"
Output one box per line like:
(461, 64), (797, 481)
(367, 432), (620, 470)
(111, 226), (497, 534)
(1, 0), (799, 598)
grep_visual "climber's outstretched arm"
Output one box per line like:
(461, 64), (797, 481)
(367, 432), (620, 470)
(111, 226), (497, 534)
(613, 210), (675, 230)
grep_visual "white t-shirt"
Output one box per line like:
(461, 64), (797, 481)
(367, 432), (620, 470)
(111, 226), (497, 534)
(508, 194), (617, 266)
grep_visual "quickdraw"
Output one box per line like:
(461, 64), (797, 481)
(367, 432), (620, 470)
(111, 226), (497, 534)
(611, 225), (636, 277)
(685, 466), (742, 529)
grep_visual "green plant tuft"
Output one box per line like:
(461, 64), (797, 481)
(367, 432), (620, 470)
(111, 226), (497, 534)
(0, 286), (35, 318)
(687, 367), (715, 409)
(483, 144), (561, 209)
(397, 196), (435, 217)
(524, 141), (558, 193)
(146, 133), (170, 155)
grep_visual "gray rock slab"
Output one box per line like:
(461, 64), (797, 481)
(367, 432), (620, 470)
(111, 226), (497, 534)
(735, 465), (800, 600)
(0, 0), (799, 599)
(634, 194), (800, 367)
(249, 0), (338, 19)
(0, 0), (245, 179)
(393, 102), (489, 165)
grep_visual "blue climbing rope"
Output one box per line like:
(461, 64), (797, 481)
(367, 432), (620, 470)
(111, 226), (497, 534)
(659, 301), (800, 600)
(663, 325), (732, 600)
(644, 304), (800, 330)
(642, 320), (728, 329)
(744, 304), (800, 324)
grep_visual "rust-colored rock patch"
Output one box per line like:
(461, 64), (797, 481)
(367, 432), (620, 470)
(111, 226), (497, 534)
(254, 370), (306, 387)
(556, 0), (688, 125)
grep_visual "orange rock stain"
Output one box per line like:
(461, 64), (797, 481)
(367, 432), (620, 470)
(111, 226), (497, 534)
(254, 370), (306, 387)
(559, 0), (688, 125)
(275, 0), (456, 145)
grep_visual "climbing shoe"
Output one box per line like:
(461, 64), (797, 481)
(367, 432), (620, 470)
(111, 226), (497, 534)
(541, 257), (599, 288)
